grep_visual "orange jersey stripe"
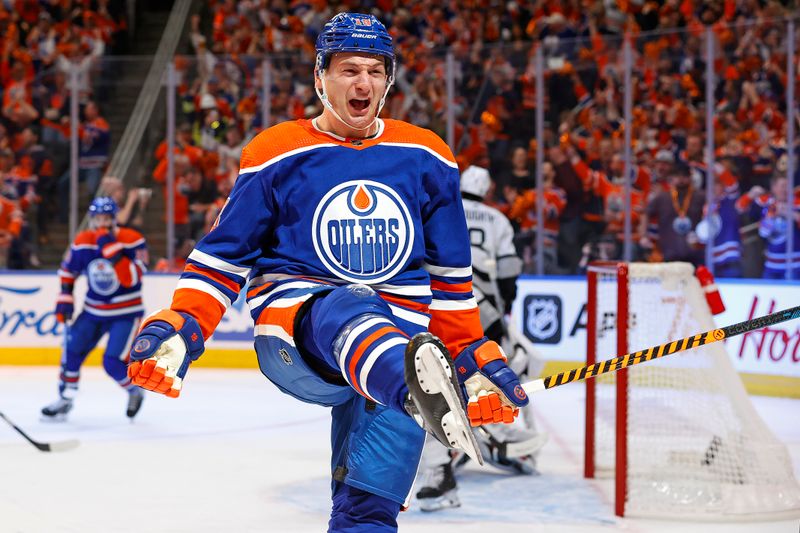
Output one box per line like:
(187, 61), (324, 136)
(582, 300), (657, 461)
(247, 281), (273, 299)
(378, 292), (430, 314)
(428, 307), (484, 358)
(430, 279), (472, 294)
(240, 119), (456, 173)
(347, 326), (404, 398)
(254, 301), (306, 337)
(171, 288), (226, 339)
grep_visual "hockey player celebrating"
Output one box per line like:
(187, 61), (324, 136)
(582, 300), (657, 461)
(42, 197), (148, 420)
(126, 13), (529, 532)
(416, 166), (547, 511)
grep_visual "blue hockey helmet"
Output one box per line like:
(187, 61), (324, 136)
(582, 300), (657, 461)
(88, 196), (119, 217)
(315, 13), (395, 78)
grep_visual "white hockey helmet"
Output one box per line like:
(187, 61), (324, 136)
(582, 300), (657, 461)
(460, 165), (491, 198)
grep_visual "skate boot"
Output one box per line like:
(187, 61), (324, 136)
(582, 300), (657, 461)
(126, 387), (144, 419)
(416, 462), (461, 512)
(41, 397), (73, 420)
(404, 332), (483, 465)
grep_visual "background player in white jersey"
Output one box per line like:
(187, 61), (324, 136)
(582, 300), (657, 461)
(42, 197), (148, 420)
(415, 165), (547, 511)
(124, 14), (530, 532)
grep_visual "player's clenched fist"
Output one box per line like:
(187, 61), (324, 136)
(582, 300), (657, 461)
(128, 309), (205, 398)
(454, 338), (529, 426)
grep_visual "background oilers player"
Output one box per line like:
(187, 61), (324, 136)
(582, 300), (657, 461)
(416, 166), (548, 511)
(42, 197), (148, 420)
(125, 13), (529, 532)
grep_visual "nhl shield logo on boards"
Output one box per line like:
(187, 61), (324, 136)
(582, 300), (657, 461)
(312, 180), (414, 284)
(523, 295), (562, 344)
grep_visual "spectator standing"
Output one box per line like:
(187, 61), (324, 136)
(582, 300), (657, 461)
(641, 163), (706, 265)
(741, 176), (800, 280)
(77, 101), (110, 196)
(504, 161), (566, 273)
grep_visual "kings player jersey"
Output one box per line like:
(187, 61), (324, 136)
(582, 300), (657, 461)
(170, 118), (485, 357)
(59, 228), (148, 320)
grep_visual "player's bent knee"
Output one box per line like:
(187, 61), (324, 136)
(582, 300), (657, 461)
(308, 284), (395, 350)
(329, 482), (401, 533)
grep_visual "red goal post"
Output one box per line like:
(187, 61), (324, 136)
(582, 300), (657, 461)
(583, 261), (800, 520)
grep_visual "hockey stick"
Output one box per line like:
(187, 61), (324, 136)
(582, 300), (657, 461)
(521, 305), (800, 395)
(0, 412), (79, 452)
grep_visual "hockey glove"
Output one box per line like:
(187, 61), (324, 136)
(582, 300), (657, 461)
(454, 337), (529, 427)
(55, 294), (74, 323)
(96, 231), (123, 263)
(128, 309), (204, 398)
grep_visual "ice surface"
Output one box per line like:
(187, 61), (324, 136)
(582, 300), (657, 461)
(0, 366), (797, 533)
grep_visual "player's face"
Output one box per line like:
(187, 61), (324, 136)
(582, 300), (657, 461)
(318, 53), (387, 134)
(92, 214), (114, 231)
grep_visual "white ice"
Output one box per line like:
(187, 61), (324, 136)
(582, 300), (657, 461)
(0, 366), (797, 533)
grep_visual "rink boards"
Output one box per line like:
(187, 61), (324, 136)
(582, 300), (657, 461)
(0, 272), (797, 397)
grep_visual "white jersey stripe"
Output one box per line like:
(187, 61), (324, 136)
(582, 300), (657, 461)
(85, 292), (142, 305)
(379, 142), (458, 169)
(428, 298), (478, 311)
(84, 305), (145, 317)
(188, 249), (250, 279)
(247, 281), (326, 310)
(388, 304), (430, 327)
(175, 278), (232, 309)
(249, 272), (339, 285)
(239, 143), (338, 175)
(122, 238), (146, 249)
(373, 283), (432, 297)
(337, 317), (393, 375)
(422, 262), (472, 278)
(118, 318), (141, 361)
(264, 294), (314, 309)
(254, 324), (295, 346)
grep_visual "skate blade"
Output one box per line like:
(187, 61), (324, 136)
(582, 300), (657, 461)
(417, 344), (484, 466)
(40, 413), (69, 423)
(419, 491), (461, 512)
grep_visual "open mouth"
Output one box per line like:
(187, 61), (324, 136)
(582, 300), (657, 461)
(348, 98), (371, 113)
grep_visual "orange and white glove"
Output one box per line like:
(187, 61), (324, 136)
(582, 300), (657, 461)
(454, 338), (529, 426)
(127, 309), (205, 397)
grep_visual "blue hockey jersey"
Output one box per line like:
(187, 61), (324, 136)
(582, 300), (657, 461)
(59, 228), (148, 320)
(169, 118), (485, 357)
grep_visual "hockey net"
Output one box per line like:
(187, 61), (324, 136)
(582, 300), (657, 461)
(584, 261), (800, 519)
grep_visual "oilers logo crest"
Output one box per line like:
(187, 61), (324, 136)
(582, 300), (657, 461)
(312, 180), (414, 284)
(86, 258), (120, 295)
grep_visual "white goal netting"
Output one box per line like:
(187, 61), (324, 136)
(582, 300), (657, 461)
(589, 262), (800, 519)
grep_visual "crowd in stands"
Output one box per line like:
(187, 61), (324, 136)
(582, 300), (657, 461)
(1, 1), (798, 280)
(0, 0), (126, 268)
(159, 0), (796, 279)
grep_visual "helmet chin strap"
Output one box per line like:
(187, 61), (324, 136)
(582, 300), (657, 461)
(315, 70), (394, 136)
